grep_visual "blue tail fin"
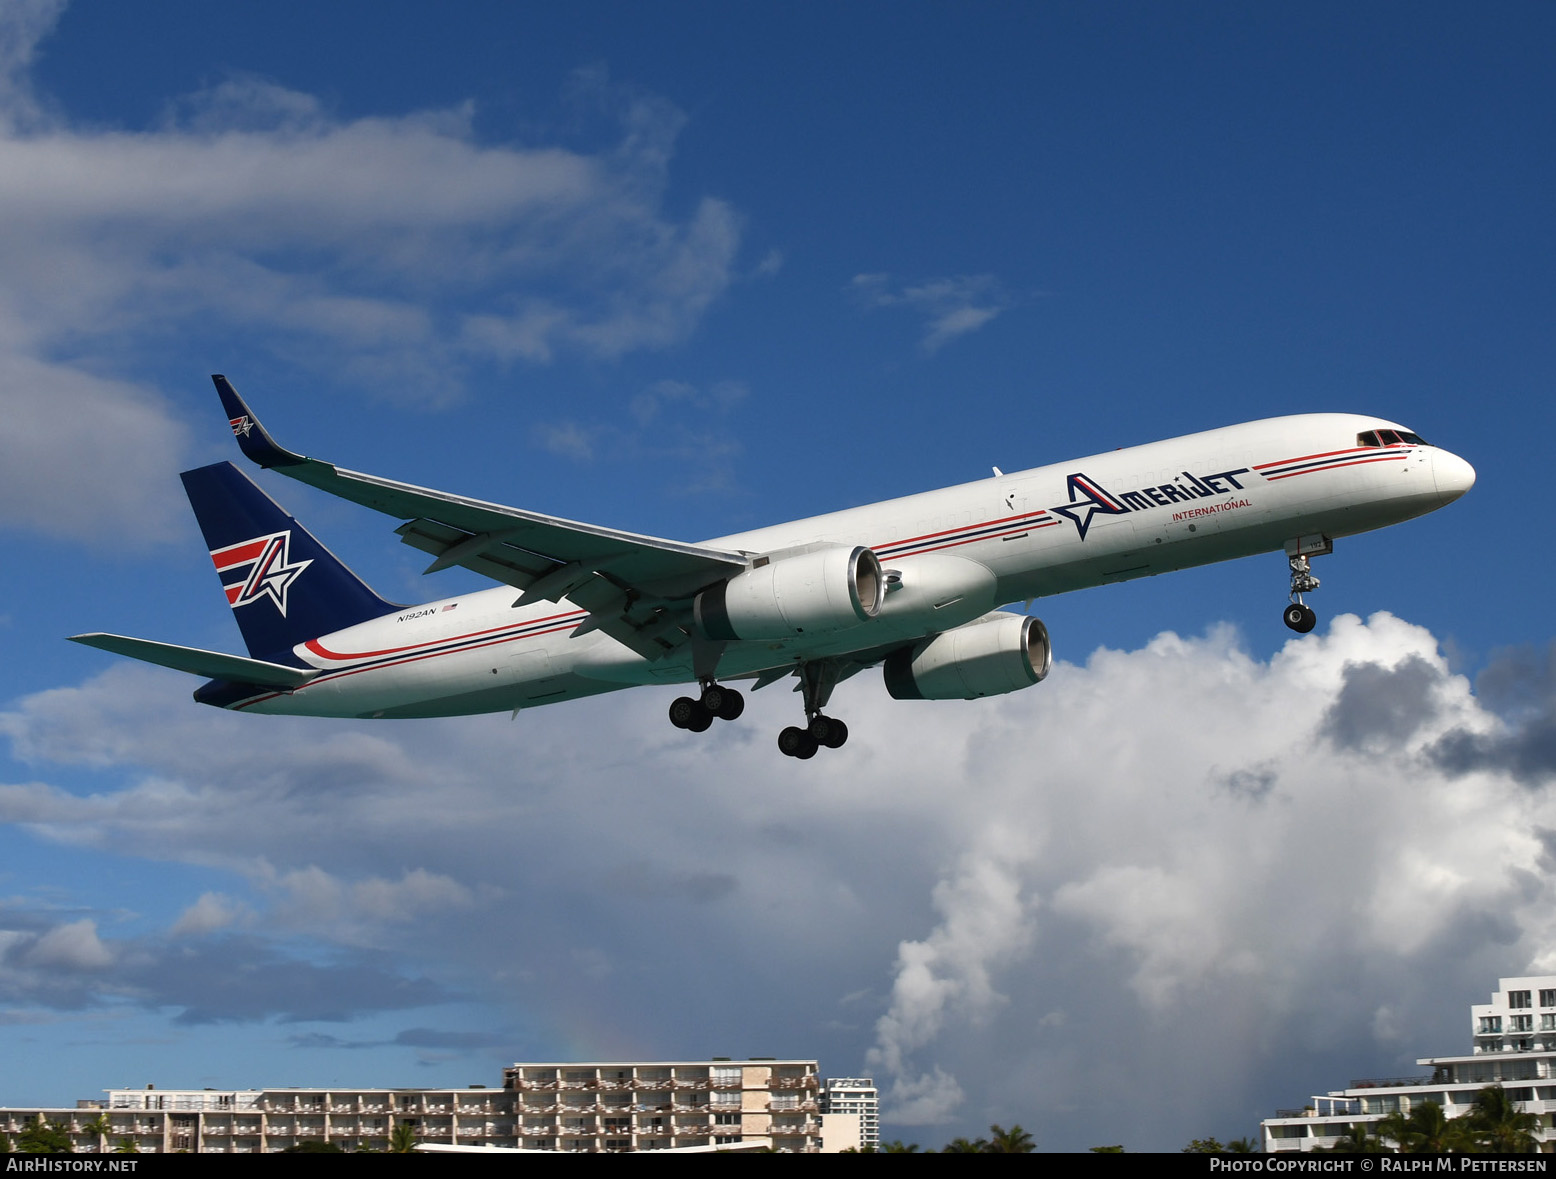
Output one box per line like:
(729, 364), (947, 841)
(180, 462), (400, 662)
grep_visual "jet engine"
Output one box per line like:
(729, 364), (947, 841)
(694, 546), (885, 641)
(883, 613), (1052, 700)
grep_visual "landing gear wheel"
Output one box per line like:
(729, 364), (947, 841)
(1283, 603), (1317, 633)
(669, 696), (700, 729)
(700, 684), (728, 715)
(712, 687), (745, 721)
(778, 726), (819, 759)
(808, 715), (848, 748)
(684, 707), (714, 732)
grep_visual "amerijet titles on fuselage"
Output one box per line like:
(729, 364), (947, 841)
(1050, 466), (1254, 540)
(70, 379), (1475, 760)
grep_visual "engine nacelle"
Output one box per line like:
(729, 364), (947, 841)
(883, 613), (1052, 701)
(695, 546), (884, 641)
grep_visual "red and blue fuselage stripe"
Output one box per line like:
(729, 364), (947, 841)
(1255, 445), (1411, 481)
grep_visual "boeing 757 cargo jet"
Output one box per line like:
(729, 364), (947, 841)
(71, 377), (1475, 759)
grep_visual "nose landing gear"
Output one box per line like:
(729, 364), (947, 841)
(1283, 598), (1317, 633)
(1282, 536), (1330, 634)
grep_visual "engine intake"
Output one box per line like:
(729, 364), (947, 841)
(883, 614), (1052, 700)
(695, 546), (884, 641)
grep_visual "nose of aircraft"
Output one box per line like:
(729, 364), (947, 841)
(1431, 448), (1476, 503)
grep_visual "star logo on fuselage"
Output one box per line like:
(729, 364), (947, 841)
(1050, 472), (1131, 540)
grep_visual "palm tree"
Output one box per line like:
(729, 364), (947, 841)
(1226, 1137), (1258, 1153)
(1182, 1138), (1226, 1153)
(1375, 1110), (1411, 1151)
(388, 1121), (419, 1154)
(985, 1124), (1035, 1153)
(942, 1137), (988, 1153)
(112, 1139), (138, 1155)
(1386, 1101), (1476, 1153)
(79, 1115), (110, 1155)
(879, 1139), (921, 1153)
(17, 1118), (73, 1154)
(1467, 1085), (1538, 1153)
(1328, 1122), (1387, 1153)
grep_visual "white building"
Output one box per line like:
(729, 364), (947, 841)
(1262, 976), (1556, 1153)
(821, 1077), (879, 1151)
(0, 1058), (824, 1153)
(0, 1084), (515, 1153)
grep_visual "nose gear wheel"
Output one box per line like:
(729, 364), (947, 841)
(1283, 551), (1322, 633)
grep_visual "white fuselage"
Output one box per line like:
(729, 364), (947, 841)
(233, 414), (1474, 718)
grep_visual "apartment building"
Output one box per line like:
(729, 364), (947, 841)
(0, 1058), (824, 1153)
(501, 1059), (820, 1152)
(1261, 976), (1556, 1153)
(821, 1077), (879, 1151)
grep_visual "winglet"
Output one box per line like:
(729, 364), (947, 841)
(212, 374), (306, 469)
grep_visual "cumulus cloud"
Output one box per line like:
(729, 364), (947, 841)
(850, 272), (1008, 352)
(4, 614), (1556, 1147)
(0, 11), (742, 543)
(1428, 641), (1556, 786)
(260, 864), (482, 941)
(867, 839), (1036, 1123)
(24, 918), (112, 970)
(169, 892), (249, 937)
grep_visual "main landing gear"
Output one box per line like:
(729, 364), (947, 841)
(777, 715), (849, 760)
(668, 681), (745, 732)
(1282, 547), (1323, 634)
(777, 661), (849, 760)
(668, 661), (851, 760)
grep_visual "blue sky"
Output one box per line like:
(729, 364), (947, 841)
(1, 0), (1554, 1151)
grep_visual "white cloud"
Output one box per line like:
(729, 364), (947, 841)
(850, 272), (1008, 352)
(531, 420), (600, 462)
(0, 12), (742, 542)
(0, 354), (188, 543)
(867, 837), (1037, 1123)
(3, 615), (1556, 1147)
(169, 892), (249, 937)
(260, 864), (481, 942)
(23, 918), (112, 970)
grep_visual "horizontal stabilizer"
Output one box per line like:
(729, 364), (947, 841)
(68, 633), (317, 688)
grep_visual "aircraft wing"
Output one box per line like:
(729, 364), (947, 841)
(213, 376), (749, 660)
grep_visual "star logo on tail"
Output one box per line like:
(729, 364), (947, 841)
(209, 531), (312, 616)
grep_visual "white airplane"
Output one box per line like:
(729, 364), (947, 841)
(71, 377), (1475, 759)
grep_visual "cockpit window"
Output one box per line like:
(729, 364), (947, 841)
(1358, 429), (1430, 448)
